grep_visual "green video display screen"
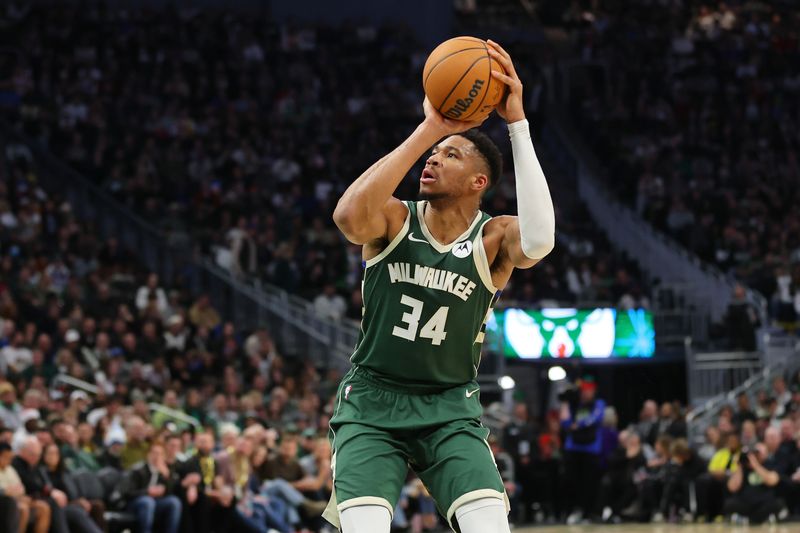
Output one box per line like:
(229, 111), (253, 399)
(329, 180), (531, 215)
(484, 308), (655, 359)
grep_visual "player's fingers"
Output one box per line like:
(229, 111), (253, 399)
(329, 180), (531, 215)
(486, 39), (511, 61)
(491, 70), (519, 89)
(487, 47), (519, 80)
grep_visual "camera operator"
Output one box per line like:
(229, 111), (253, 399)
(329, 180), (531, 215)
(723, 442), (784, 523)
(560, 376), (605, 524)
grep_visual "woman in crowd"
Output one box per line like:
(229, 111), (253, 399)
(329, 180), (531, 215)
(40, 443), (105, 533)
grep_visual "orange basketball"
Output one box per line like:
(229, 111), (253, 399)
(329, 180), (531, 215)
(423, 36), (507, 122)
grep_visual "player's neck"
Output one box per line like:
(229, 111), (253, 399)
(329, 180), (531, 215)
(422, 199), (480, 245)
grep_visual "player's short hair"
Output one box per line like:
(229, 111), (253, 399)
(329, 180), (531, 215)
(453, 129), (502, 192)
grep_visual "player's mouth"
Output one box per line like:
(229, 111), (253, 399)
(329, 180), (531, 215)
(420, 168), (438, 184)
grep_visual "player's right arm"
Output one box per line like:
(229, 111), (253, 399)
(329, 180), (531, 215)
(333, 98), (486, 244)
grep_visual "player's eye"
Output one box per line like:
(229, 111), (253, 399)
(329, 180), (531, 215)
(447, 153), (456, 158)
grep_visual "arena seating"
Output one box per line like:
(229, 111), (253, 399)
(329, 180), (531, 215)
(0, 4), (648, 311)
(548, 0), (800, 330)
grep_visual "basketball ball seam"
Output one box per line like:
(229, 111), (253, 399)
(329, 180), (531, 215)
(450, 37), (485, 44)
(423, 47), (487, 91)
(435, 56), (488, 115)
(459, 48), (494, 121)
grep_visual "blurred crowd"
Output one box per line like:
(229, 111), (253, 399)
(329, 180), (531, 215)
(513, 372), (800, 526)
(0, 3), (649, 313)
(555, 0), (800, 330)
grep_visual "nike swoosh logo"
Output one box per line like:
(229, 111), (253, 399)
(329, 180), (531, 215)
(466, 388), (480, 398)
(407, 232), (428, 244)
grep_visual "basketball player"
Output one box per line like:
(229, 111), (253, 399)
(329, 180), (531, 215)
(324, 41), (555, 533)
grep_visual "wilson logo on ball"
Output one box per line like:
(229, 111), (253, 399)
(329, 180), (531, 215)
(445, 79), (485, 118)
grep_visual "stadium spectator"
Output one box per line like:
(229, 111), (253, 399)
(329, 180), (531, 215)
(655, 402), (687, 440)
(1, 332), (32, 374)
(623, 434), (673, 521)
(488, 435), (518, 521)
(600, 407), (620, 470)
(773, 378), (792, 413)
(295, 438), (333, 500)
(561, 377), (605, 524)
(503, 402), (538, 522)
(59, 422), (99, 472)
(121, 442), (182, 533)
(536, 410), (563, 522)
(178, 430), (237, 533)
(637, 400), (660, 447)
(654, 438), (706, 522)
(733, 393), (757, 427)
(12, 436), (69, 533)
(0, 440), (49, 533)
(724, 442), (785, 524)
(256, 434), (327, 527)
(40, 443), (104, 533)
(598, 430), (646, 523)
(0, 382), (21, 431)
(121, 416), (150, 470)
(312, 283), (347, 322)
(696, 426), (722, 463)
(789, 431), (800, 515)
(136, 274), (169, 318)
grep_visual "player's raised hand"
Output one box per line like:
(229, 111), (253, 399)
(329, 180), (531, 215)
(487, 40), (526, 124)
(422, 96), (487, 138)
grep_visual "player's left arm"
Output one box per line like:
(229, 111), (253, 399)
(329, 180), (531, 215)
(488, 40), (555, 270)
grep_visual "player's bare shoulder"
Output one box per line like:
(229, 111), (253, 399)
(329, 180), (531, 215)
(481, 215), (516, 268)
(363, 198), (409, 261)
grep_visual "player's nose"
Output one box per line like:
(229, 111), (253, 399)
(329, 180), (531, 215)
(426, 154), (440, 167)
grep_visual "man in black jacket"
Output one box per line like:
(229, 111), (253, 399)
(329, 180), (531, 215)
(12, 436), (70, 533)
(121, 442), (182, 533)
(177, 430), (237, 533)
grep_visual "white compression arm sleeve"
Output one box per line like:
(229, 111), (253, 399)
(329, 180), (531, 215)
(509, 119), (555, 259)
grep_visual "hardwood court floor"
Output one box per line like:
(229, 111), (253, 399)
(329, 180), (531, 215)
(513, 524), (798, 533)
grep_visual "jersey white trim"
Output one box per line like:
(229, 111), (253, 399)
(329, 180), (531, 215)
(364, 204), (411, 268)
(473, 219), (498, 293)
(416, 200), (482, 253)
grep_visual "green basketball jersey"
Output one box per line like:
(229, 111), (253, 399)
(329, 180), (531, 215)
(350, 200), (501, 387)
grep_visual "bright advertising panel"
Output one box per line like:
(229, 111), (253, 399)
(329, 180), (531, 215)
(485, 308), (655, 359)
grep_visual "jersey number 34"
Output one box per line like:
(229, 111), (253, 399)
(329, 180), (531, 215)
(391, 294), (449, 346)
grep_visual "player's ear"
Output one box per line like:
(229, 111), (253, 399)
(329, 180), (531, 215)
(472, 173), (489, 193)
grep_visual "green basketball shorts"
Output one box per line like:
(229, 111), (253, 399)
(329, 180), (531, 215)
(322, 365), (509, 532)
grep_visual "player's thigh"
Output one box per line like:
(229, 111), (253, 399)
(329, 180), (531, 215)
(332, 422), (408, 514)
(412, 419), (507, 527)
